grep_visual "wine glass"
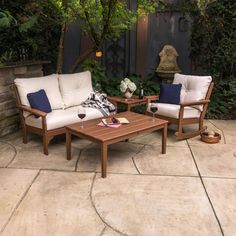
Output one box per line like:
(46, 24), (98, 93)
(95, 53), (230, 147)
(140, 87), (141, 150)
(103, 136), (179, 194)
(150, 103), (158, 122)
(78, 107), (86, 128)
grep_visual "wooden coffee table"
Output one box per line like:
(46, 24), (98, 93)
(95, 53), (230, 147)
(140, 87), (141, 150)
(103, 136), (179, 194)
(66, 111), (168, 178)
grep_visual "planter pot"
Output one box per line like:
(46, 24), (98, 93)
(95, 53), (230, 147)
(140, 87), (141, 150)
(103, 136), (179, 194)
(123, 90), (133, 99)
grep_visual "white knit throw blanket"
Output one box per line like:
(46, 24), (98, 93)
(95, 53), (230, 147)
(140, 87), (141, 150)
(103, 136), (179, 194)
(82, 91), (116, 116)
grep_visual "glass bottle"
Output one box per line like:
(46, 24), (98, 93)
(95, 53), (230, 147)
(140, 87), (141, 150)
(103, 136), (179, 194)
(139, 83), (144, 99)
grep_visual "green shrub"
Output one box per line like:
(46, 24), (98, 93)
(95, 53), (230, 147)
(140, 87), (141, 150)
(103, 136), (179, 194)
(183, 0), (236, 119)
(82, 59), (160, 113)
(82, 59), (160, 97)
(0, 1), (62, 73)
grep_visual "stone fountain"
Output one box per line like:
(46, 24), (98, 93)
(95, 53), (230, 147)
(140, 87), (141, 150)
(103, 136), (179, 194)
(156, 45), (181, 83)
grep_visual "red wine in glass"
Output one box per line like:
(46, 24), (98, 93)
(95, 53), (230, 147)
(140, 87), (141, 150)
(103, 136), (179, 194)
(78, 114), (86, 119)
(78, 107), (86, 128)
(150, 106), (158, 113)
(150, 103), (158, 122)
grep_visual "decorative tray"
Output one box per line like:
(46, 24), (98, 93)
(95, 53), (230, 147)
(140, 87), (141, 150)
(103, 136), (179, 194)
(201, 131), (221, 143)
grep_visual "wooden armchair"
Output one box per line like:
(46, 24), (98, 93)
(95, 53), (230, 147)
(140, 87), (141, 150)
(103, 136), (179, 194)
(146, 74), (214, 139)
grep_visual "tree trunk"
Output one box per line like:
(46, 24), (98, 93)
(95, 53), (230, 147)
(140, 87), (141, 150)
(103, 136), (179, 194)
(69, 46), (96, 73)
(56, 22), (67, 74)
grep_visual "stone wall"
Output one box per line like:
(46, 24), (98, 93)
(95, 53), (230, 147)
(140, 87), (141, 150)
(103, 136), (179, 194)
(0, 62), (47, 137)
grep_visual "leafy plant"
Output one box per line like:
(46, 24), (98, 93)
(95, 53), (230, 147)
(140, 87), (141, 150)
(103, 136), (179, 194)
(182, 0), (236, 118)
(0, 1), (63, 72)
(82, 59), (160, 113)
(0, 10), (17, 28)
(54, 0), (164, 72)
(82, 59), (160, 97)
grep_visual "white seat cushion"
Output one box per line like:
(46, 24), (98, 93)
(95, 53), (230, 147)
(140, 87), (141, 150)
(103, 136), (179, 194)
(148, 103), (200, 119)
(14, 74), (64, 110)
(25, 106), (103, 130)
(173, 73), (212, 103)
(58, 71), (93, 108)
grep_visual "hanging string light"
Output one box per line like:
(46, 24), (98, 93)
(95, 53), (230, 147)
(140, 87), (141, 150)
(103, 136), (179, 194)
(95, 50), (103, 57)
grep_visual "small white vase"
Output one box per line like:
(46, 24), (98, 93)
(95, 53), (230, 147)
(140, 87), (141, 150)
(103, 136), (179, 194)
(124, 90), (133, 99)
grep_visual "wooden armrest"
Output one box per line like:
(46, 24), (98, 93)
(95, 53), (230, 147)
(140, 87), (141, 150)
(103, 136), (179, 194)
(145, 95), (159, 103)
(180, 99), (210, 107)
(19, 105), (47, 117)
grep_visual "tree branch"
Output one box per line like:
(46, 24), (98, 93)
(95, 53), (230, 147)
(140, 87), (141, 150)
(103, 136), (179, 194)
(69, 46), (96, 73)
(100, 0), (118, 44)
(56, 22), (67, 74)
(80, 0), (100, 47)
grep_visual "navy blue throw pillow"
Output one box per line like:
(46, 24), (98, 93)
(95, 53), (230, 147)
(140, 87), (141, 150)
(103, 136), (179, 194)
(27, 89), (52, 115)
(159, 83), (182, 104)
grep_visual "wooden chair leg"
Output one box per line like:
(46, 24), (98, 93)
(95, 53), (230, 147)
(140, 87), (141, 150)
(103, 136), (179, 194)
(43, 133), (49, 155)
(22, 126), (28, 144)
(199, 119), (204, 131)
(177, 122), (183, 134)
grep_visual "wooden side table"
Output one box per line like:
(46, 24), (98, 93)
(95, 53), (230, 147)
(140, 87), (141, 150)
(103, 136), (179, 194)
(108, 95), (148, 112)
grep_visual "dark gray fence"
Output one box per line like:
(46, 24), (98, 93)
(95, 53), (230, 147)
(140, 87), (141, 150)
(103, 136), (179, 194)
(63, 1), (191, 78)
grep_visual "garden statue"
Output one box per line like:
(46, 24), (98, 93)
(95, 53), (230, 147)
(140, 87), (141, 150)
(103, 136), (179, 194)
(156, 44), (181, 83)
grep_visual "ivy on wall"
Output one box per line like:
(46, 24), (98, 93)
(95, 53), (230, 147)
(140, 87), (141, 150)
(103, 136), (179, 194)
(183, 0), (236, 118)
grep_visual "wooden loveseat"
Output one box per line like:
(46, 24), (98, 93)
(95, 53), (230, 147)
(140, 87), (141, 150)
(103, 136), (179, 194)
(14, 71), (105, 155)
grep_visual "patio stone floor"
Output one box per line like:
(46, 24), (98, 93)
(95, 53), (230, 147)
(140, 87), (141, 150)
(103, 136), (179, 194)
(0, 119), (235, 236)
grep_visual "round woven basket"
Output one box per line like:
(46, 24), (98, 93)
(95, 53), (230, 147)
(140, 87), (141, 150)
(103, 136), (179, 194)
(201, 132), (221, 144)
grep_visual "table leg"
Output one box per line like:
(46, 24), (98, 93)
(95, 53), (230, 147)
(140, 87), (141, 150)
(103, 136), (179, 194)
(66, 130), (72, 160)
(101, 143), (108, 178)
(162, 124), (167, 154)
(127, 104), (131, 111)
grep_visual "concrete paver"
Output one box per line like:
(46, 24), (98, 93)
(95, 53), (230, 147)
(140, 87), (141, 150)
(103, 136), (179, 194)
(0, 169), (38, 232)
(93, 174), (222, 236)
(210, 120), (236, 144)
(8, 144), (79, 171)
(102, 227), (121, 236)
(190, 144), (236, 178)
(134, 146), (198, 176)
(0, 119), (235, 236)
(130, 130), (188, 147)
(77, 142), (141, 174)
(203, 178), (236, 236)
(2, 171), (105, 236)
(0, 141), (15, 167)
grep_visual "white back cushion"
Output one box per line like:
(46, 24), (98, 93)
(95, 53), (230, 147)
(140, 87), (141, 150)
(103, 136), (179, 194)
(14, 74), (64, 109)
(173, 73), (212, 103)
(59, 71), (93, 108)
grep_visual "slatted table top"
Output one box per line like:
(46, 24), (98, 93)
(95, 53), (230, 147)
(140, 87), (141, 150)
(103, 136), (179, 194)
(108, 96), (147, 105)
(66, 111), (168, 143)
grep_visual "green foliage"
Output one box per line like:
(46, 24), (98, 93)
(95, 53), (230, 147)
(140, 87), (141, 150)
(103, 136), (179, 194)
(183, 0), (236, 118)
(67, 0), (163, 72)
(82, 59), (160, 113)
(82, 59), (160, 97)
(18, 15), (37, 33)
(0, 1), (63, 72)
(208, 77), (236, 118)
(0, 10), (17, 28)
(1, 0), (162, 72)
(72, 0), (162, 46)
(82, 59), (121, 95)
(81, 59), (107, 88)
